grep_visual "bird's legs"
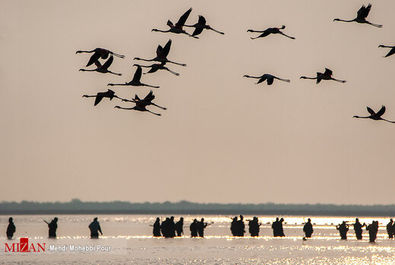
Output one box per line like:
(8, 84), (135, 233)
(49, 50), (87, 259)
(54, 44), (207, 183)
(300, 76), (317, 80)
(165, 59), (187, 67)
(151, 103), (167, 110)
(247, 29), (265, 33)
(152, 28), (171, 33)
(147, 109), (161, 116)
(330, 77), (346, 83)
(107, 70), (122, 76)
(108, 82), (131, 86)
(208, 26), (225, 35)
(112, 52), (125, 58)
(140, 83), (160, 89)
(163, 67), (180, 76)
(279, 32), (295, 39)
(378, 45), (395, 48)
(274, 77), (291, 83)
(134, 57), (155, 63)
(243, 75), (260, 79)
(114, 106), (134, 110)
(381, 118), (395, 123)
(365, 21), (382, 28)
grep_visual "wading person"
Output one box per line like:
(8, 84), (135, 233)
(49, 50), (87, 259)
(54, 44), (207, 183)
(190, 219), (198, 237)
(237, 215), (245, 237)
(230, 217), (238, 236)
(272, 217), (280, 237)
(89, 217), (103, 239)
(6, 217), (16, 240)
(353, 218), (365, 240)
(336, 221), (349, 240)
(44, 217), (58, 238)
(175, 217), (184, 237)
(197, 218), (208, 237)
(366, 221), (379, 243)
(248, 217), (260, 237)
(303, 218), (314, 238)
(386, 219), (394, 239)
(153, 217), (161, 237)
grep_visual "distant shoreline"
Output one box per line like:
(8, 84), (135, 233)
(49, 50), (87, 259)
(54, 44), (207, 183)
(1, 200), (394, 216)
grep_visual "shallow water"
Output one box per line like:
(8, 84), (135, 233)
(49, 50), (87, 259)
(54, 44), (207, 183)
(1, 215), (394, 264)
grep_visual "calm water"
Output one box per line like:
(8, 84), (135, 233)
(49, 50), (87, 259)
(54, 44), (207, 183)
(1, 215), (394, 264)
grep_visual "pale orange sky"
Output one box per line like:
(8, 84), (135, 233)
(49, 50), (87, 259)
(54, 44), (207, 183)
(0, 0), (394, 204)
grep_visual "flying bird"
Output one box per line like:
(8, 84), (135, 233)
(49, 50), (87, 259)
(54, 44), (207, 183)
(133, 62), (179, 76)
(353, 106), (395, 123)
(82, 89), (121, 106)
(76, 48), (125, 67)
(300, 68), (346, 84)
(79, 55), (121, 76)
(333, 4), (382, 28)
(115, 91), (165, 116)
(247, 26), (295, 40)
(121, 90), (167, 110)
(184, 15), (224, 36)
(243, 74), (290, 85)
(108, 65), (159, 88)
(378, 45), (395, 58)
(152, 8), (198, 38)
(134, 39), (186, 67)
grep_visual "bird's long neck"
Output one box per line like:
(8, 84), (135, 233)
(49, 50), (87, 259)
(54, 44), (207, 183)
(300, 76), (317, 80)
(164, 67), (180, 76)
(379, 45), (395, 48)
(82, 95), (96, 98)
(115, 106), (135, 111)
(76, 50), (95, 54)
(141, 83), (160, 89)
(108, 83), (130, 86)
(151, 102), (167, 110)
(79, 69), (95, 72)
(381, 118), (395, 123)
(334, 18), (355, 23)
(152, 29), (170, 33)
(247, 29), (265, 33)
(353, 115), (370, 119)
(365, 21), (383, 28)
(134, 58), (154, 63)
(209, 27), (225, 35)
(107, 71), (122, 76)
(244, 75), (260, 79)
(331, 77), (346, 83)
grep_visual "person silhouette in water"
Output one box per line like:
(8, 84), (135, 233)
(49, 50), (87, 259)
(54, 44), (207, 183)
(303, 218), (314, 238)
(6, 217), (16, 240)
(272, 217), (280, 237)
(153, 217), (161, 237)
(353, 218), (365, 240)
(387, 219), (394, 239)
(336, 221), (349, 240)
(366, 221), (379, 243)
(190, 219), (198, 237)
(175, 217), (184, 237)
(44, 217), (58, 238)
(237, 215), (246, 237)
(230, 217), (238, 236)
(248, 217), (261, 237)
(89, 217), (103, 239)
(197, 218), (208, 237)
(279, 218), (285, 237)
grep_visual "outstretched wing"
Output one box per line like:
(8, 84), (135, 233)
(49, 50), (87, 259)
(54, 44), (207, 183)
(324, 68), (333, 76)
(143, 90), (155, 103)
(132, 65), (142, 82)
(156, 45), (163, 57)
(257, 75), (267, 84)
(366, 106), (376, 115)
(102, 55), (114, 70)
(385, 48), (395, 58)
(86, 52), (101, 67)
(192, 27), (204, 36)
(357, 4), (371, 20)
(94, 92), (105, 106)
(267, 77), (274, 85)
(376, 105), (386, 117)
(161, 39), (172, 58)
(175, 8), (192, 28)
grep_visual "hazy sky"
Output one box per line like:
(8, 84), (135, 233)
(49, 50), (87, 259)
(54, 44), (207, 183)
(1, 0), (394, 204)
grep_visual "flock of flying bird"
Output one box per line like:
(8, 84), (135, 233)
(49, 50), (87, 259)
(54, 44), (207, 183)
(77, 4), (395, 123)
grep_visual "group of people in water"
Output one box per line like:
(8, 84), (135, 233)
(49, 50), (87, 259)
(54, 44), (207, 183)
(336, 218), (395, 243)
(5, 216), (395, 242)
(6, 217), (103, 239)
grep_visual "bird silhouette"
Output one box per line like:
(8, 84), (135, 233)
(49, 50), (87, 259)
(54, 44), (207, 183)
(300, 68), (346, 84)
(134, 39), (186, 67)
(108, 65), (159, 88)
(184, 15), (224, 36)
(76, 48), (125, 67)
(247, 25), (295, 40)
(152, 8), (198, 38)
(82, 89), (121, 106)
(333, 4), (382, 28)
(243, 74), (290, 85)
(115, 91), (165, 116)
(353, 106), (395, 123)
(121, 90), (167, 110)
(378, 45), (395, 58)
(133, 62), (179, 76)
(79, 55), (121, 76)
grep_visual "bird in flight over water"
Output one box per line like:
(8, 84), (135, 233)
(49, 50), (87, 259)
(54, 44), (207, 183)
(353, 106), (395, 123)
(82, 89), (121, 106)
(76, 48), (125, 67)
(333, 4), (382, 28)
(378, 45), (395, 58)
(134, 39), (186, 67)
(108, 65), (159, 88)
(247, 25), (295, 40)
(300, 68), (346, 84)
(184, 15), (224, 36)
(243, 73), (290, 85)
(79, 55), (121, 76)
(152, 8), (198, 38)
